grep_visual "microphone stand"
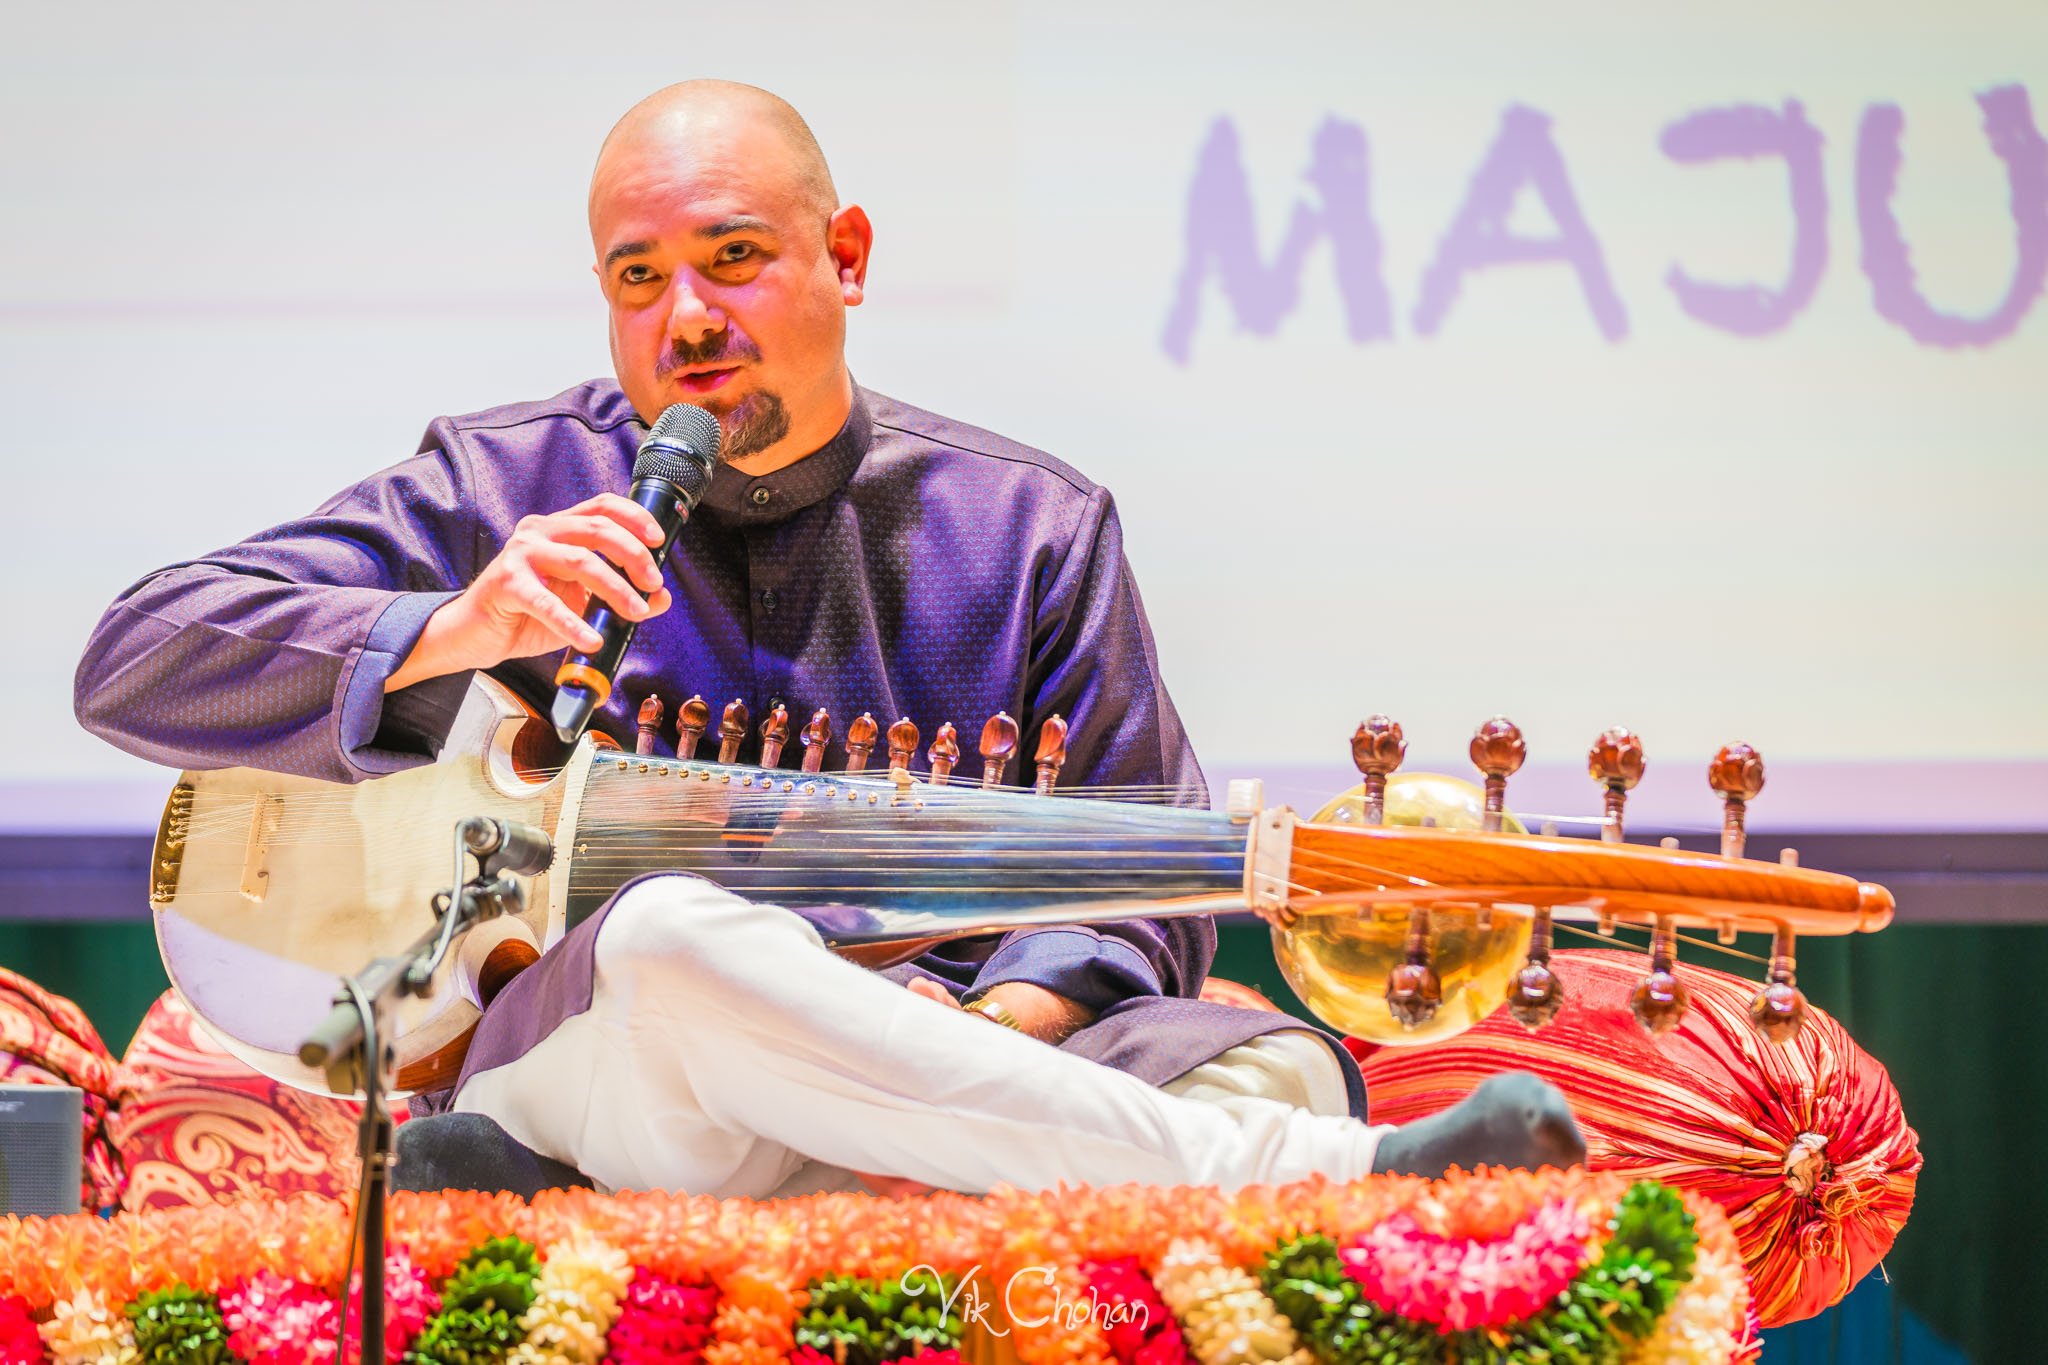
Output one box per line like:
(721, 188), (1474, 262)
(299, 819), (535, 1362)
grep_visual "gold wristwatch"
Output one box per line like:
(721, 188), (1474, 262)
(963, 996), (1023, 1031)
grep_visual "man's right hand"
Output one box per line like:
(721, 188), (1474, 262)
(385, 493), (674, 692)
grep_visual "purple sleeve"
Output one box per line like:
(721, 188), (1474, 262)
(965, 488), (1217, 1009)
(73, 433), (480, 783)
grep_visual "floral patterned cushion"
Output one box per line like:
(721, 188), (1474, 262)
(111, 991), (404, 1211)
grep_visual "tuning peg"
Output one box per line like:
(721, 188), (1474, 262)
(1033, 716), (1069, 794)
(843, 713), (878, 774)
(1469, 716), (1526, 834)
(886, 717), (919, 775)
(1507, 906), (1565, 1030)
(635, 694), (664, 756)
(801, 708), (833, 774)
(1708, 743), (1767, 859)
(1350, 715), (1406, 826)
(717, 699), (750, 765)
(1749, 925), (1809, 1043)
(676, 695), (710, 762)
(980, 712), (1019, 789)
(1588, 726), (1646, 843)
(759, 704), (791, 768)
(928, 723), (960, 786)
(1383, 908), (1442, 1029)
(1630, 915), (1690, 1035)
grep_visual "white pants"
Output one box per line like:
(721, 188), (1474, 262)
(455, 875), (1389, 1197)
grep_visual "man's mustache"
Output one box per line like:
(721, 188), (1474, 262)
(656, 333), (762, 377)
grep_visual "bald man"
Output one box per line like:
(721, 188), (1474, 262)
(76, 82), (1582, 1198)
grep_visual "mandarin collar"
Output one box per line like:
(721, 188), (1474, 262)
(697, 383), (872, 527)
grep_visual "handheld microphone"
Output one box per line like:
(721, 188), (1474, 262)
(551, 403), (722, 743)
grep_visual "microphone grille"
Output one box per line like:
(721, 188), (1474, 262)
(635, 404), (722, 495)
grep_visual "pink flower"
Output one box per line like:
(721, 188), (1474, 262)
(219, 1274), (339, 1365)
(0, 1295), (45, 1365)
(341, 1255), (438, 1365)
(601, 1269), (718, 1365)
(1340, 1199), (1589, 1333)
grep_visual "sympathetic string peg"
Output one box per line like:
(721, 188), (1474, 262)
(717, 699), (750, 765)
(1708, 743), (1767, 859)
(1350, 715), (1406, 826)
(636, 695), (664, 756)
(1749, 925), (1809, 1043)
(677, 695), (710, 761)
(1508, 905), (1565, 1030)
(886, 717), (919, 775)
(759, 704), (791, 769)
(1588, 726), (1646, 843)
(1034, 715), (1068, 795)
(1383, 908), (1442, 1029)
(928, 723), (960, 786)
(1464, 715), (1525, 928)
(845, 713), (878, 773)
(801, 708), (833, 774)
(1469, 716), (1526, 834)
(1630, 914), (1690, 1035)
(980, 712), (1019, 789)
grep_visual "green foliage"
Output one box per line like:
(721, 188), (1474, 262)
(1259, 1234), (1448, 1364)
(125, 1286), (240, 1365)
(401, 1236), (542, 1365)
(795, 1273), (963, 1365)
(440, 1236), (540, 1318)
(1590, 1180), (1698, 1338)
(402, 1304), (525, 1365)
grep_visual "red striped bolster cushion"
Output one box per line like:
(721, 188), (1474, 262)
(1354, 948), (1921, 1327)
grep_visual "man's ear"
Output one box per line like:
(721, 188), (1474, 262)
(829, 204), (874, 306)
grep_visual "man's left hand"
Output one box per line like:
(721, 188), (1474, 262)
(903, 977), (1096, 1045)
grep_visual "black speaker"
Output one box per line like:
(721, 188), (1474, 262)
(0, 1083), (83, 1215)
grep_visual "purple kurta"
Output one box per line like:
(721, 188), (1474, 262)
(76, 379), (1368, 1118)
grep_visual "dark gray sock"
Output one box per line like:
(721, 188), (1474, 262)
(1369, 1071), (1587, 1178)
(391, 1112), (594, 1198)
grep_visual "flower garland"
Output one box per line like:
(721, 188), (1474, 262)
(1152, 1240), (1312, 1365)
(37, 1291), (136, 1365)
(0, 1171), (1752, 1365)
(405, 1236), (535, 1365)
(507, 1233), (631, 1365)
(218, 1273), (336, 1365)
(1080, 1258), (1189, 1365)
(601, 1270), (718, 1365)
(791, 1274), (962, 1365)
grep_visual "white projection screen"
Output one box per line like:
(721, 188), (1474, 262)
(2, 1), (2043, 834)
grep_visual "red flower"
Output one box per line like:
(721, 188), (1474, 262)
(1081, 1259), (1190, 1365)
(601, 1268), (718, 1365)
(0, 1295), (45, 1365)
